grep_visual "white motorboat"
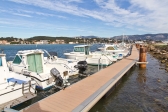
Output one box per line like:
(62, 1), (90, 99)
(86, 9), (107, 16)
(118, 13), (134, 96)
(64, 45), (116, 66)
(85, 54), (114, 66)
(97, 44), (129, 57)
(42, 50), (86, 77)
(91, 51), (123, 60)
(64, 45), (91, 59)
(0, 52), (36, 111)
(7, 49), (66, 90)
(7, 49), (88, 90)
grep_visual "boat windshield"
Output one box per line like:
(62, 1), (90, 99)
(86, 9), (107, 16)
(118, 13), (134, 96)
(85, 46), (90, 55)
(106, 46), (115, 50)
(0, 57), (2, 66)
(13, 55), (22, 64)
(113, 46), (118, 50)
(74, 47), (84, 52)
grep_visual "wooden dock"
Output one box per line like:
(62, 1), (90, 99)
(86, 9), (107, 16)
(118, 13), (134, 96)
(21, 46), (139, 112)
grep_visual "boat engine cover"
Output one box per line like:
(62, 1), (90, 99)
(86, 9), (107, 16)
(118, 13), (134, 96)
(50, 68), (60, 77)
(77, 61), (87, 74)
(50, 68), (63, 86)
(77, 61), (87, 69)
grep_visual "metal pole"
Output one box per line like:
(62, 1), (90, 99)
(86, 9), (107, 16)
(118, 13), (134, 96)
(98, 58), (100, 71)
(101, 59), (103, 69)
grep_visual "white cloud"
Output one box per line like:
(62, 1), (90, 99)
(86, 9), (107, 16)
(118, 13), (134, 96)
(66, 0), (83, 3)
(0, 17), (87, 32)
(12, 13), (32, 17)
(0, 8), (68, 19)
(7, 0), (168, 33)
(20, 10), (55, 17)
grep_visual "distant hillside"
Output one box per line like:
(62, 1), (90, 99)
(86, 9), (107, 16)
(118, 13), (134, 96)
(1, 33), (168, 43)
(75, 36), (99, 39)
(0, 37), (22, 42)
(25, 36), (77, 43)
(26, 36), (72, 41)
(111, 33), (168, 41)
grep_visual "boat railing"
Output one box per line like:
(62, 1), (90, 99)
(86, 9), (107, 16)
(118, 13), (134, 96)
(102, 54), (114, 63)
(42, 49), (51, 57)
(97, 57), (105, 71)
(98, 58), (101, 71)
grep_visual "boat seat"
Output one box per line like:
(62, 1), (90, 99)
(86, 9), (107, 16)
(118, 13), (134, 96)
(7, 78), (27, 84)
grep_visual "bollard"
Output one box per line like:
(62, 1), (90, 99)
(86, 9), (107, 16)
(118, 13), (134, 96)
(139, 45), (147, 68)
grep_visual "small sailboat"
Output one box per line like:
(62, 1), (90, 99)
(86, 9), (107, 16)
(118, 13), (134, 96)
(0, 51), (36, 111)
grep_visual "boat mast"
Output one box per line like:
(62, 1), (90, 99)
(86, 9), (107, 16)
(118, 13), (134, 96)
(122, 33), (124, 44)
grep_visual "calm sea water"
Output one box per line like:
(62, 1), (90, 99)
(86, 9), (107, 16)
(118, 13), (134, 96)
(90, 53), (168, 112)
(1, 44), (167, 111)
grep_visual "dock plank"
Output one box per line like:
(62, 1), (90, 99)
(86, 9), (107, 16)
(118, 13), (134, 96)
(21, 46), (138, 112)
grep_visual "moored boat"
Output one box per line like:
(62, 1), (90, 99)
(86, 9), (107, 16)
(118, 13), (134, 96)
(7, 49), (88, 90)
(64, 45), (116, 66)
(97, 44), (129, 57)
(7, 49), (61, 90)
(0, 51), (36, 111)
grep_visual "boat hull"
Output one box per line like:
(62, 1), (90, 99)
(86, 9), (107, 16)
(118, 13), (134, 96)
(0, 83), (36, 107)
(86, 58), (112, 66)
(24, 73), (56, 90)
(64, 53), (76, 59)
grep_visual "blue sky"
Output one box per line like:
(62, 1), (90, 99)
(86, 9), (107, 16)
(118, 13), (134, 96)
(0, 0), (168, 38)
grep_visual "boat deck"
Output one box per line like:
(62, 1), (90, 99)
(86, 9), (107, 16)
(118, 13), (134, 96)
(21, 46), (139, 112)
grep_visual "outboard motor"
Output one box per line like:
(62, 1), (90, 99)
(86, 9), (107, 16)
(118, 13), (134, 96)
(77, 61), (87, 75)
(50, 68), (64, 89)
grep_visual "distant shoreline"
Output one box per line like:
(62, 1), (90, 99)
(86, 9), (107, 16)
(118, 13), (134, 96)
(0, 43), (94, 45)
(0, 43), (80, 45)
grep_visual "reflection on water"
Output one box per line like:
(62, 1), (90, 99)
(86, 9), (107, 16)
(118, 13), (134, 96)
(137, 69), (147, 84)
(90, 53), (168, 112)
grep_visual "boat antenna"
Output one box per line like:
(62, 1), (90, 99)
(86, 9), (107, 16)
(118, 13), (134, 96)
(122, 33), (125, 44)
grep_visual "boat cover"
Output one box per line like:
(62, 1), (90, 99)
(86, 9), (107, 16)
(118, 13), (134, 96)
(7, 78), (27, 84)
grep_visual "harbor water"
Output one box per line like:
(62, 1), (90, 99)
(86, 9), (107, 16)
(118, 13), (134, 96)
(1, 44), (168, 111)
(90, 53), (168, 112)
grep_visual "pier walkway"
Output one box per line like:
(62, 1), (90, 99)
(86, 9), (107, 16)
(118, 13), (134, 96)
(21, 46), (139, 112)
